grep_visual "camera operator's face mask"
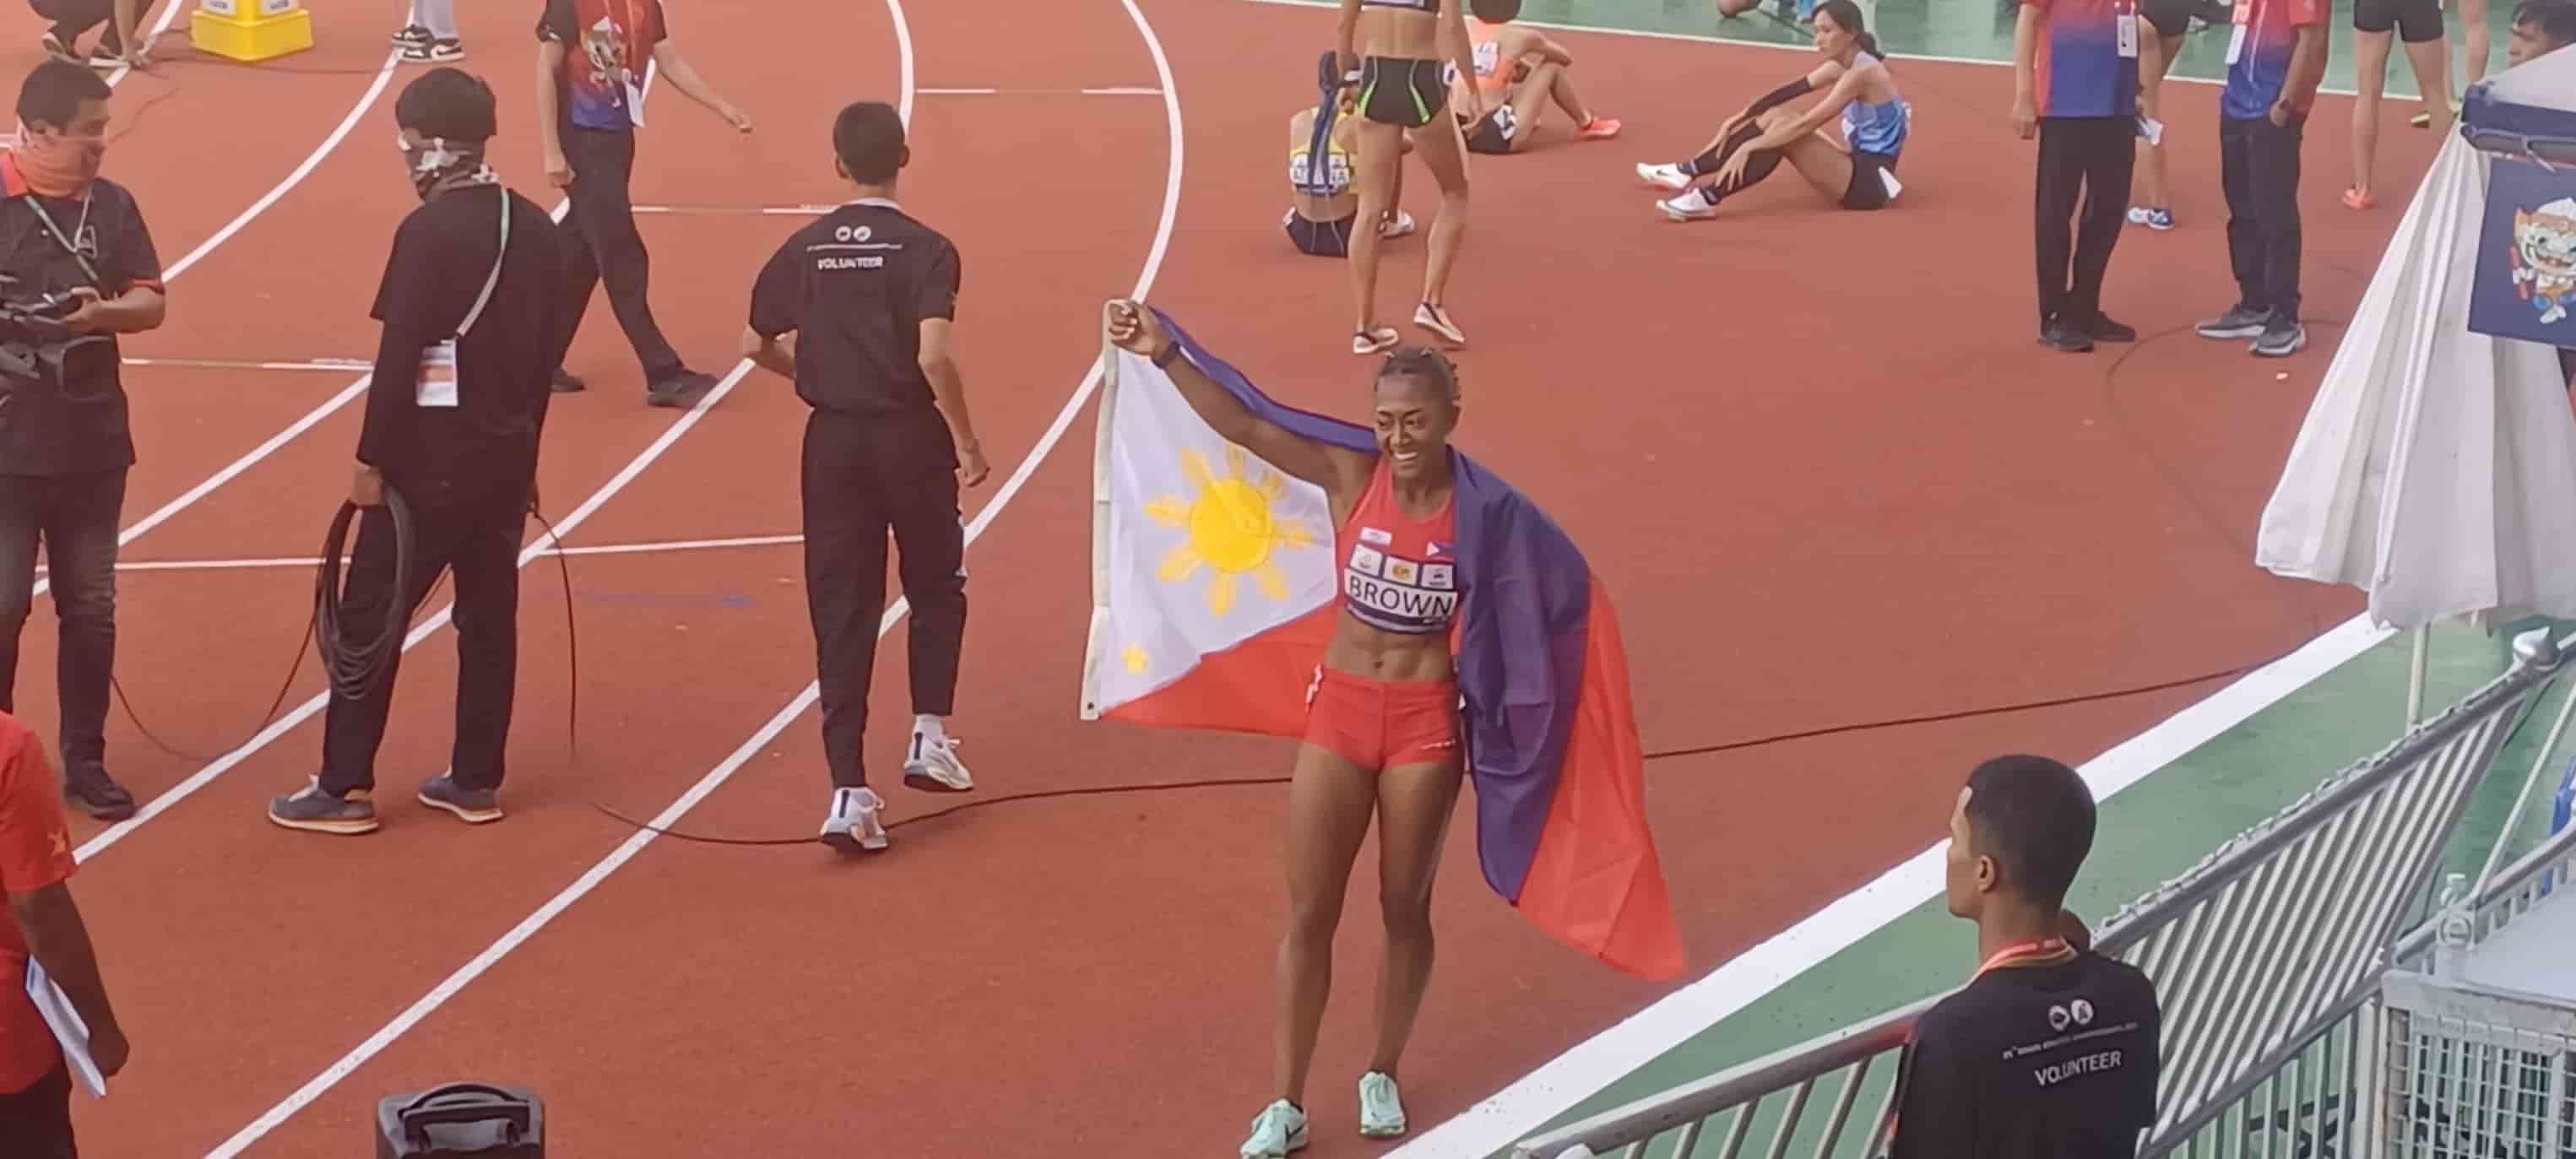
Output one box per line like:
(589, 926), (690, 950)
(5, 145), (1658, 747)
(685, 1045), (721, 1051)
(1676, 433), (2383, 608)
(14, 100), (110, 198)
(397, 129), (496, 202)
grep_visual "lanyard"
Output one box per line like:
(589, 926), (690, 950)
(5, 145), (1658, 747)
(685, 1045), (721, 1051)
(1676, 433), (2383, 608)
(453, 195), (511, 338)
(19, 189), (99, 285)
(1973, 935), (2074, 981)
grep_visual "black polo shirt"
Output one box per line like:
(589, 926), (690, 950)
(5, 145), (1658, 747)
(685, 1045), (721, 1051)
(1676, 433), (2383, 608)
(360, 183), (573, 484)
(1889, 952), (2161, 1159)
(747, 198), (959, 420)
(0, 159), (162, 477)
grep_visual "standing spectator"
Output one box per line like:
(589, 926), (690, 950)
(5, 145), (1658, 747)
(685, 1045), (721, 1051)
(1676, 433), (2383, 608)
(0, 710), (131, 1157)
(268, 68), (571, 836)
(2012, 0), (2139, 354)
(742, 101), (988, 853)
(2194, 0), (2325, 358)
(0, 60), (168, 824)
(2124, 0), (2192, 232)
(30, 0), (140, 69)
(392, 0), (465, 64)
(535, 0), (750, 407)
(1889, 754), (2161, 1159)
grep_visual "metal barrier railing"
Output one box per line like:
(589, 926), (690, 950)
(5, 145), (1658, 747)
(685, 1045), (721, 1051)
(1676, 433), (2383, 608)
(1510, 630), (2576, 1159)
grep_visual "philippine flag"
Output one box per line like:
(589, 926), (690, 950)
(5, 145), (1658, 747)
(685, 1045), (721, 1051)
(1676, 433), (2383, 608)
(1081, 307), (1685, 982)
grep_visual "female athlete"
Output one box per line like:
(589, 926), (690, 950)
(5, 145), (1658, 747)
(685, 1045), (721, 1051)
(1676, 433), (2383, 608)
(1633, 0), (1910, 221)
(1339, 0), (1475, 353)
(1104, 301), (1468, 1156)
(2127, 0), (2194, 230)
(1449, 0), (1620, 156)
(2344, 0), (2456, 210)
(1290, 50), (1419, 257)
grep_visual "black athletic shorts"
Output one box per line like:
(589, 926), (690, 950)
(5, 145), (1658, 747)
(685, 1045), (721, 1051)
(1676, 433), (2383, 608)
(1359, 57), (1446, 127)
(2141, 0), (2194, 37)
(1841, 150), (1900, 210)
(1285, 209), (1359, 257)
(1460, 104), (1518, 154)
(2354, 0), (2443, 41)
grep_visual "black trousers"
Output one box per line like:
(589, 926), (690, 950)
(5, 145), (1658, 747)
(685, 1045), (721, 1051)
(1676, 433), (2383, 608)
(2034, 116), (2136, 329)
(0, 1064), (74, 1159)
(2221, 114), (2306, 322)
(29, 0), (120, 51)
(0, 469), (122, 777)
(803, 409), (965, 789)
(318, 471), (529, 796)
(559, 127), (683, 384)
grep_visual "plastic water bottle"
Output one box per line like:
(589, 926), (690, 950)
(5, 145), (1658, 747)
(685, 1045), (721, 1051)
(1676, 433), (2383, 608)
(2432, 872), (2471, 979)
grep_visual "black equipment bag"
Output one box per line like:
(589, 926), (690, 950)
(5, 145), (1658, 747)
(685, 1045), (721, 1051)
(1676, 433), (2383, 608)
(375, 1083), (545, 1158)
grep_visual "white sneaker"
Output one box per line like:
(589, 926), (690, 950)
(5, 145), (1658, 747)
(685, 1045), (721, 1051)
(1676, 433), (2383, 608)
(1377, 209), (1417, 239)
(1657, 188), (1718, 221)
(820, 787), (889, 853)
(1239, 1099), (1309, 1157)
(902, 730), (973, 793)
(1637, 161), (1691, 190)
(1359, 1071), (1407, 1138)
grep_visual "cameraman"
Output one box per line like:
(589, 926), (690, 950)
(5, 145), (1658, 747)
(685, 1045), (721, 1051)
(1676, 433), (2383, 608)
(0, 60), (165, 824)
(266, 68), (570, 836)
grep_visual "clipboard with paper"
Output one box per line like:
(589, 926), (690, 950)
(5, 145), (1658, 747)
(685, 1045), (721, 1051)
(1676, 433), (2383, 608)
(24, 959), (106, 1097)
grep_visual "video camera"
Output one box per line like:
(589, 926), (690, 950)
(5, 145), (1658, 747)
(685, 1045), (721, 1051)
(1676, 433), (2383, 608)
(0, 274), (97, 395)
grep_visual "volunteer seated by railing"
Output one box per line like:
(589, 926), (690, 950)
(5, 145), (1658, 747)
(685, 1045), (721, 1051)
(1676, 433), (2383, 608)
(1889, 755), (2162, 1159)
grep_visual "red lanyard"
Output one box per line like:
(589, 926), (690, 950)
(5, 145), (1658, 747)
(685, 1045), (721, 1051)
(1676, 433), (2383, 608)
(1972, 935), (2074, 981)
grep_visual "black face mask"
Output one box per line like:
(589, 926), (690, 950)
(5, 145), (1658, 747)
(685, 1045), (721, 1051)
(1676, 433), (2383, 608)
(399, 133), (496, 201)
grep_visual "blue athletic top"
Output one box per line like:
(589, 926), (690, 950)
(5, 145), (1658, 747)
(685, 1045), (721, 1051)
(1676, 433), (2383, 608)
(1840, 57), (1911, 159)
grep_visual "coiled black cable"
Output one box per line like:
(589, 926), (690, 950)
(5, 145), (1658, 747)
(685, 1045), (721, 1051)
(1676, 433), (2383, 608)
(316, 487), (418, 705)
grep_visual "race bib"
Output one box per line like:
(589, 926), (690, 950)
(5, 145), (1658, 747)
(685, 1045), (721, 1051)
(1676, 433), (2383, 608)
(1879, 168), (1904, 200)
(1472, 40), (1500, 76)
(1289, 149), (1352, 191)
(417, 341), (460, 409)
(1490, 104), (1520, 140)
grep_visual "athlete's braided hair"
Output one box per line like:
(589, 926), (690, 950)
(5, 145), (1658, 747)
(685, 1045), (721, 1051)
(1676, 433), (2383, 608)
(1377, 346), (1462, 409)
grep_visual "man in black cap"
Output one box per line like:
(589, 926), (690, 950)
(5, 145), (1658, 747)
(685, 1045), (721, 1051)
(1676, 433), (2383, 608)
(268, 68), (572, 836)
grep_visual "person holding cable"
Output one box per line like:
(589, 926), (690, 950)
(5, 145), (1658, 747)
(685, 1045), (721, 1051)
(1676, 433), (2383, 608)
(535, 0), (749, 407)
(0, 60), (165, 825)
(744, 101), (989, 856)
(0, 709), (129, 1157)
(268, 68), (572, 836)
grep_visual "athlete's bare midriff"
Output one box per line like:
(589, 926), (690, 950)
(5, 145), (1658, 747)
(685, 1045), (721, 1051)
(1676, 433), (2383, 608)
(1356, 5), (1445, 61)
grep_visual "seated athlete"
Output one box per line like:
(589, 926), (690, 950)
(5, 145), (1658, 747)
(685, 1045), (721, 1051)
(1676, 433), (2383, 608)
(1447, 0), (1619, 155)
(1290, 50), (1418, 257)
(1634, 0), (1910, 221)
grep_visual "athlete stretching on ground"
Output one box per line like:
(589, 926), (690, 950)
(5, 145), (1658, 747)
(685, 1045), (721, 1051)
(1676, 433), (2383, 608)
(1104, 301), (1474, 1157)
(1289, 50), (1418, 257)
(1635, 0), (1910, 221)
(1448, 0), (1620, 155)
(1339, 0), (1474, 353)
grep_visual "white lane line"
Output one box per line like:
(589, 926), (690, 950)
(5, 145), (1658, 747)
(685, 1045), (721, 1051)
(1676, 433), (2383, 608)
(1385, 613), (2396, 1158)
(630, 203), (838, 216)
(1235, 0), (2396, 98)
(123, 357), (371, 372)
(918, 85), (1164, 95)
(28, 49), (405, 602)
(204, 0), (1180, 1147)
(81, 533), (805, 574)
(72, 363), (753, 867)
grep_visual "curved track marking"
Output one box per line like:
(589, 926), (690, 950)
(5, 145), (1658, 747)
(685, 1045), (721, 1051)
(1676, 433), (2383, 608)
(201, 0), (1180, 1149)
(28, 48), (404, 601)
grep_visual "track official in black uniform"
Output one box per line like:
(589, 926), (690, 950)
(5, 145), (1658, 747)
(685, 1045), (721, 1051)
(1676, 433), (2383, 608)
(745, 100), (989, 856)
(268, 68), (572, 837)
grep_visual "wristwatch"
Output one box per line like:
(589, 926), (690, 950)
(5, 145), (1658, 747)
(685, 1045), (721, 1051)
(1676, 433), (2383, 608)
(1152, 343), (1183, 369)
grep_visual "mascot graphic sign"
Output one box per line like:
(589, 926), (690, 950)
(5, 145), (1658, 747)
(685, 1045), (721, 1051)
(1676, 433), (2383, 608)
(2473, 158), (2576, 350)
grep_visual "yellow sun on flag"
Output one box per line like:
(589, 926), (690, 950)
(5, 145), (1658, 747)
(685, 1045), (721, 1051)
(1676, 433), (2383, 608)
(1123, 644), (1150, 674)
(1147, 445), (1319, 617)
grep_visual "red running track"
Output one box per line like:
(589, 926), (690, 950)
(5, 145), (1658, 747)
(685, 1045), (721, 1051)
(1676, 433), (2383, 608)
(0, 0), (2437, 1154)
